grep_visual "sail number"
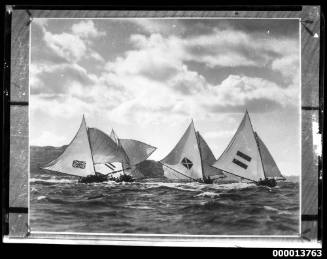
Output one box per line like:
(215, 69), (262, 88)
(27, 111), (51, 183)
(72, 160), (86, 169)
(272, 250), (322, 257)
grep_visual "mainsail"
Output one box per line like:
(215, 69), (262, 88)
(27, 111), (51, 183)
(88, 127), (128, 165)
(160, 121), (223, 181)
(41, 116), (95, 177)
(212, 110), (283, 182)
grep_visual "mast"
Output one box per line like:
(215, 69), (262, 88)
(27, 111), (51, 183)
(254, 132), (266, 179)
(245, 109), (266, 180)
(85, 115), (97, 174)
(122, 160), (125, 175)
(196, 131), (205, 181)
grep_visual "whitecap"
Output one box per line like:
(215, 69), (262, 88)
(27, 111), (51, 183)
(30, 178), (77, 184)
(195, 192), (220, 198)
(142, 182), (202, 192)
(263, 206), (292, 215)
(30, 187), (38, 192)
(210, 182), (256, 190)
(36, 195), (47, 200)
(264, 206), (279, 212)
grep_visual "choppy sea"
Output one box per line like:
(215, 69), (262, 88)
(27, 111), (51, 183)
(30, 171), (299, 235)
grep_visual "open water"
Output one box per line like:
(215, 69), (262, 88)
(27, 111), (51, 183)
(30, 171), (299, 235)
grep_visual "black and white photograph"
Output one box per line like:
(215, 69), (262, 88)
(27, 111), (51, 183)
(29, 18), (301, 236)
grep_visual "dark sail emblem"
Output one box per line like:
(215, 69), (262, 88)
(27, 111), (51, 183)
(72, 160), (86, 169)
(181, 157), (193, 169)
(105, 163), (116, 170)
(232, 151), (252, 169)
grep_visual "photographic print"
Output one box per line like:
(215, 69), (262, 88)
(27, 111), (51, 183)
(29, 18), (301, 236)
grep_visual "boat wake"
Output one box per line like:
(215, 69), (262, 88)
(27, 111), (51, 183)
(195, 192), (221, 198)
(30, 177), (78, 184)
(263, 206), (292, 215)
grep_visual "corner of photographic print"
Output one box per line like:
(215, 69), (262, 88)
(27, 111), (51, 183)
(29, 17), (301, 236)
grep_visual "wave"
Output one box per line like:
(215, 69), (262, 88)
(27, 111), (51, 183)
(263, 206), (292, 215)
(195, 192), (220, 198)
(30, 177), (78, 184)
(127, 181), (258, 195)
(36, 195), (47, 200)
(209, 182), (256, 190)
(142, 182), (205, 192)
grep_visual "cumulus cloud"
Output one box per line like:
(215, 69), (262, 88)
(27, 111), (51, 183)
(35, 20), (105, 64)
(129, 19), (186, 35)
(30, 131), (67, 146)
(31, 19), (300, 126)
(72, 20), (106, 38)
(97, 28), (299, 124)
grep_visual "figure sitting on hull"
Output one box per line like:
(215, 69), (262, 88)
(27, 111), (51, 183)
(199, 176), (213, 184)
(78, 172), (109, 184)
(257, 178), (277, 188)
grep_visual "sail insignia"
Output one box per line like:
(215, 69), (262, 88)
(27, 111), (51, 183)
(181, 157), (193, 169)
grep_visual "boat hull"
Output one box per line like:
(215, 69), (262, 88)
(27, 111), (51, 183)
(256, 178), (277, 187)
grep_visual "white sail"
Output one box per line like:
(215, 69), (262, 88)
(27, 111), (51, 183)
(110, 129), (154, 179)
(109, 129), (131, 167)
(197, 132), (225, 178)
(42, 116), (95, 177)
(212, 111), (265, 182)
(160, 121), (203, 181)
(119, 139), (156, 165)
(94, 162), (125, 176)
(88, 127), (128, 165)
(255, 132), (284, 179)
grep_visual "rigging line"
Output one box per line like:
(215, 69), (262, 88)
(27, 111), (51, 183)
(105, 167), (131, 176)
(254, 132), (267, 179)
(159, 162), (199, 182)
(246, 112), (266, 179)
(210, 166), (258, 183)
(86, 126), (96, 174)
(196, 131), (205, 180)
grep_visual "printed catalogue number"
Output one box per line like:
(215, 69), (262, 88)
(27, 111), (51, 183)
(273, 250), (322, 257)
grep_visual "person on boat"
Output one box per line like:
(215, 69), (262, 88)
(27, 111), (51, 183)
(257, 177), (277, 187)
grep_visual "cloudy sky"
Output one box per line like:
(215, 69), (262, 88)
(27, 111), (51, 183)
(30, 18), (300, 176)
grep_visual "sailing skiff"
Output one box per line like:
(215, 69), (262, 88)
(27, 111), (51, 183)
(160, 120), (225, 183)
(212, 110), (285, 187)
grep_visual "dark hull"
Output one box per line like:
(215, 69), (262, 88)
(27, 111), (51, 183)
(198, 177), (214, 184)
(256, 178), (277, 187)
(79, 173), (136, 183)
(109, 174), (135, 183)
(78, 174), (108, 184)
